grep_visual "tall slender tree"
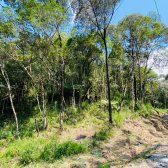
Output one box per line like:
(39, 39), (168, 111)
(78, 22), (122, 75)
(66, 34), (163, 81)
(72, 0), (121, 123)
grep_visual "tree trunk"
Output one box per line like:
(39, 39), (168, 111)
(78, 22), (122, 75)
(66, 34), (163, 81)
(72, 81), (75, 109)
(118, 80), (128, 112)
(0, 65), (20, 138)
(134, 75), (138, 109)
(58, 29), (64, 130)
(35, 118), (39, 136)
(79, 87), (81, 105)
(103, 35), (112, 123)
(60, 59), (64, 130)
(132, 74), (135, 112)
(36, 93), (42, 114)
(42, 83), (48, 129)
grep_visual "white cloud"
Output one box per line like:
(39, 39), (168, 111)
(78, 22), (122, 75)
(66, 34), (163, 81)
(149, 48), (168, 75)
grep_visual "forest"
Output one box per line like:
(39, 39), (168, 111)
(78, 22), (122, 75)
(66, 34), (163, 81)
(1, 0), (168, 167)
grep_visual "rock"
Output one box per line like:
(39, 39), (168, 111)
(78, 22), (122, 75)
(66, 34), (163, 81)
(160, 157), (168, 163)
(159, 162), (167, 167)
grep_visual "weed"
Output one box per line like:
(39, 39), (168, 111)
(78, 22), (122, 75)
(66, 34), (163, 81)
(40, 141), (88, 163)
(91, 139), (99, 147)
(93, 130), (108, 141)
(138, 104), (152, 118)
(98, 163), (111, 168)
(19, 141), (41, 164)
(136, 148), (156, 160)
(113, 112), (123, 128)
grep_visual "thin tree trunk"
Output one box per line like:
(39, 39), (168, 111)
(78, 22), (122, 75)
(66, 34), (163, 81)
(63, 97), (69, 119)
(42, 83), (48, 129)
(36, 93), (42, 114)
(58, 29), (64, 130)
(103, 35), (112, 123)
(2, 100), (5, 114)
(138, 59), (143, 104)
(118, 80), (128, 112)
(120, 64), (124, 93)
(79, 87), (81, 105)
(134, 75), (138, 109)
(52, 83), (55, 103)
(0, 65), (20, 138)
(132, 74), (135, 112)
(35, 118), (39, 136)
(60, 59), (64, 130)
(72, 81), (75, 109)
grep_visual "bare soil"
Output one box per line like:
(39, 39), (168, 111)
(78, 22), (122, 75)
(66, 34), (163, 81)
(61, 111), (168, 168)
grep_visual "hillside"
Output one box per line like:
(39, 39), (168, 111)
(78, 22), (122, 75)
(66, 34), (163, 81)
(0, 104), (168, 168)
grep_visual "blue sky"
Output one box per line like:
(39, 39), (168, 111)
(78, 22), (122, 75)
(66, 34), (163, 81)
(112, 0), (168, 26)
(111, 0), (168, 76)
(0, 0), (167, 26)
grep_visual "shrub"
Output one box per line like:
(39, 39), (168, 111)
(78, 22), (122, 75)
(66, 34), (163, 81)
(93, 130), (108, 141)
(40, 141), (88, 163)
(113, 112), (123, 128)
(91, 140), (99, 147)
(138, 103), (152, 118)
(19, 141), (41, 164)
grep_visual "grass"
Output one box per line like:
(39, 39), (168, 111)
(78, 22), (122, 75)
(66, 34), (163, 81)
(0, 101), (167, 167)
(134, 148), (157, 161)
(98, 163), (111, 168)
(155, 108), (168, 114)
(0, 138), (88, 166)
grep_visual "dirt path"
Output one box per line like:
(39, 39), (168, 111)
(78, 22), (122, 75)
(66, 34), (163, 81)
(67, 112), (168, 168)
(123, 142), (168, 168)
(120, 115), (168, 168)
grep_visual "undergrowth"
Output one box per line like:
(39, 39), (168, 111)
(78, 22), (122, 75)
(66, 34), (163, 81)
(0, 101), (165, 167)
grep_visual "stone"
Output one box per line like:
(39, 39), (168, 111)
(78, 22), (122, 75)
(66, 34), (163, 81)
(160, 157), (168, 163)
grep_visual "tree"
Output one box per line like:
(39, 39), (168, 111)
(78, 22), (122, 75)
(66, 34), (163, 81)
(72, 0), (121, 123)
(118, 13), (168, 109)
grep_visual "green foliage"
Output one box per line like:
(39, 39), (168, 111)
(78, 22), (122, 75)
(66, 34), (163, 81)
(138, 104), (153, 118)
(40, 141), (88, 163)
(19, 141), (41, 164)
(93, 130), (109, 141)
(113, 112), (123, 128)
(91, 140), (99, 148)
(98, 163), (111, 168)
(0, 130), (12, 140)
(100, 100), (119, 111)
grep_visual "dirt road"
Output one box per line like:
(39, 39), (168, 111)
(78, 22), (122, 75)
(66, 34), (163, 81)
(122, 115), (168, 168)
(124, 142), (168, 168)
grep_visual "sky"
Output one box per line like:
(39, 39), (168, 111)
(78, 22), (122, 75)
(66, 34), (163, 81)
(111, 0), (168, 26)
(111, 0), (168, 76)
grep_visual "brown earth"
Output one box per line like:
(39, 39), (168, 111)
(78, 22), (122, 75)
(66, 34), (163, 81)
(59, 111), (168, 168)
(21, 110), (168, 168)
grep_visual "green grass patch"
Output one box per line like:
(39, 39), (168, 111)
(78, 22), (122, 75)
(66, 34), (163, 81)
(98, 163), (111, 168)
(40, 141), (89, 163)
(138, 103), (153, 118)
(93, 130), (109, 141)
(155, 108), (168, 114)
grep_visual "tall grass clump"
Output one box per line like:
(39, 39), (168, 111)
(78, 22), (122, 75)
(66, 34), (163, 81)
(138, 103), (153, 118)
(93, 130), (109, 141)
(40, 141), (88, 163)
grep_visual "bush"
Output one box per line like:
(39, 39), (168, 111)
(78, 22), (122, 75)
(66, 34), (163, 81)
(113, 112), (123, 128)
(19, 141), (41, 164)
(138, 103), (152, 118)
(40, 141), (88, 163)
(91, 140), (99, 147)
(0, 130), (12, 140)
(93, 130), (108, 141)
